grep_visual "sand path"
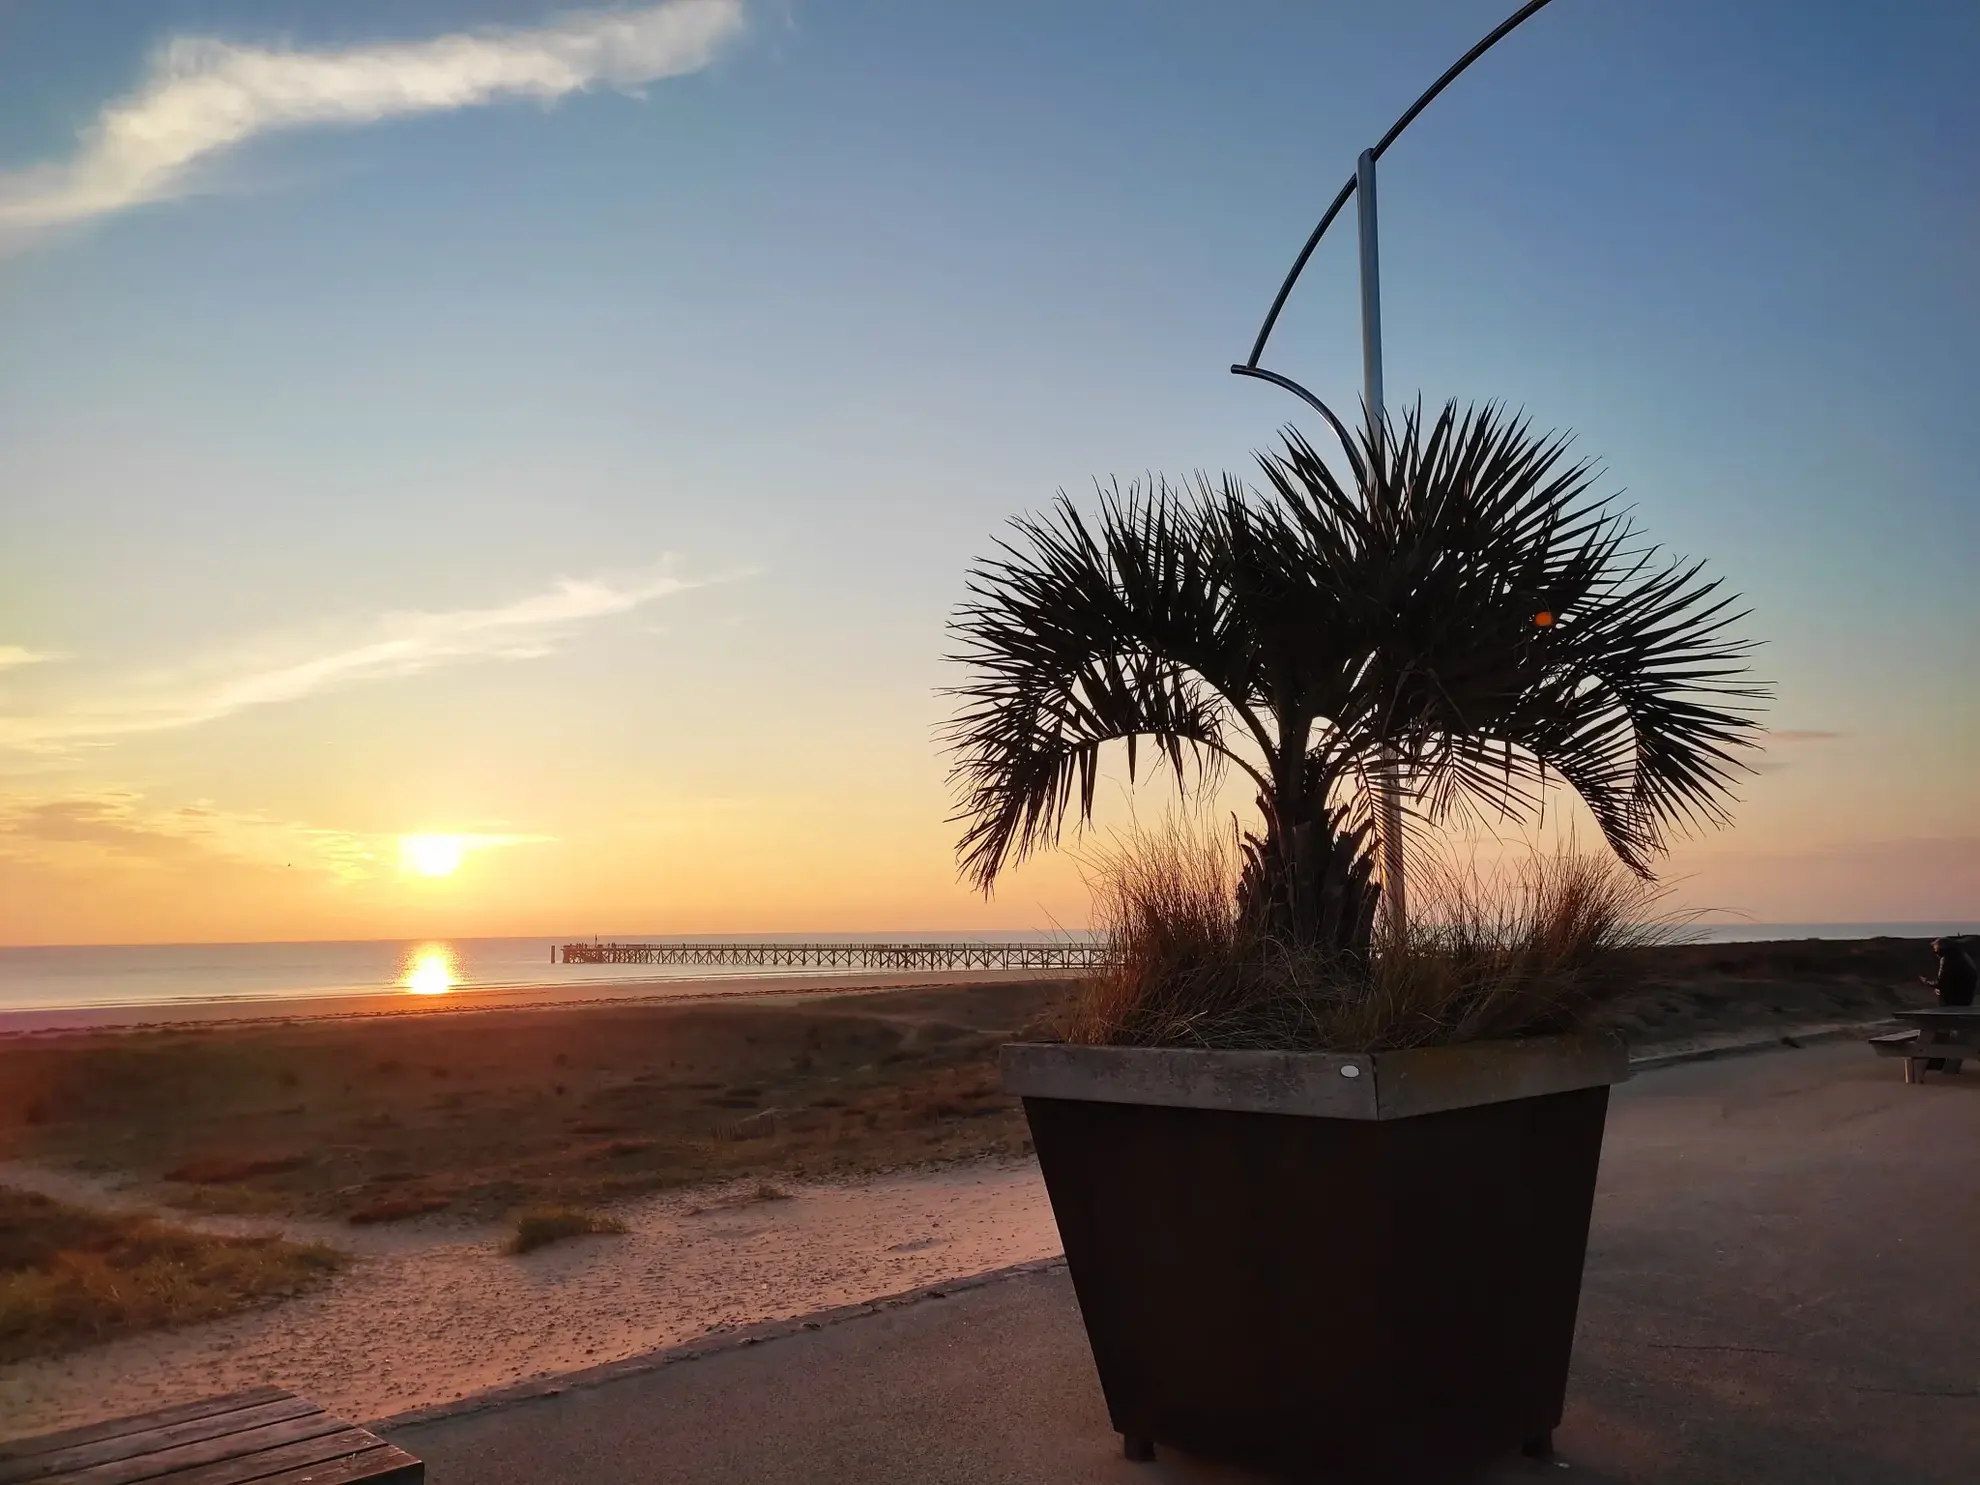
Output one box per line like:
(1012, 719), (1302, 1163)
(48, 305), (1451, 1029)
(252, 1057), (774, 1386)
(0, 1159), (1060, 1435)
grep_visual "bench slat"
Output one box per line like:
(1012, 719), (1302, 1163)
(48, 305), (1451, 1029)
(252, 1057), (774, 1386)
(0, 1401), (325, 1485)
(62, 1431), (389, 1485)
(232, 1447), (421, 1485)
(34, 1418), (354, 1485)
(0, 1394), (293, 1464)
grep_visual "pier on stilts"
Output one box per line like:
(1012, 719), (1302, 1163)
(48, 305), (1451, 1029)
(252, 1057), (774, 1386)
(555, 940), (1110, 972)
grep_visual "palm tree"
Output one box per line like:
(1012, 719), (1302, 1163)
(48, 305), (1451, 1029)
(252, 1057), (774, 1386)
(943, 401), (1766, 956)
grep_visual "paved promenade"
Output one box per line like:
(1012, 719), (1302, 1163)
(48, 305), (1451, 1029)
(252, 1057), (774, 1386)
(389, 1041), (1980, 1483)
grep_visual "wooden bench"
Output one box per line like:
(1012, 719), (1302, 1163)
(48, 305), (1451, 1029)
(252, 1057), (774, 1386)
(1872, 1007), (1980, 1083)
(0, 1388), (421, 1485)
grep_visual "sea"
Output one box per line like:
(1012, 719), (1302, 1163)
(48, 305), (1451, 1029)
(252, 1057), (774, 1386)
(0, 932), (1086, 1017)
(2, 923), (1976, 1021)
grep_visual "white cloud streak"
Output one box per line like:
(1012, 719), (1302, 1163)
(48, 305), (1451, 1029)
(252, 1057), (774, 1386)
(0, 566), (694, 752)
(0, 647), (60, 671)
(0, 1), (745, 236)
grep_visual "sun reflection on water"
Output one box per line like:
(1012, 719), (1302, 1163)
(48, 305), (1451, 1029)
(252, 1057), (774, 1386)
(402, 943), (460, 996)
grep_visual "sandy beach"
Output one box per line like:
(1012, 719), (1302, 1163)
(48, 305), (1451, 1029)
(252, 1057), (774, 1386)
(0, 1158), (1061, 1435)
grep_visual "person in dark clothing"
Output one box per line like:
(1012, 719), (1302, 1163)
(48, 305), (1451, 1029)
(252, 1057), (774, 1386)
(1918, 937), (1978, 1070)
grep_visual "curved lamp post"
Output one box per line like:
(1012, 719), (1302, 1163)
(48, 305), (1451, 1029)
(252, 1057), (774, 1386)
(1229, 0), (1563, 932)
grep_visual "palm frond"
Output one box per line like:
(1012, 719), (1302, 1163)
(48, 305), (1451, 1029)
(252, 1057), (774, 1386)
(943, 398), (1769, 929)
(942, 482), (1267, 892)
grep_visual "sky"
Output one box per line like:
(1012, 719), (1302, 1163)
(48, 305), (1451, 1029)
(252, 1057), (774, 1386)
(0, 0), (1975, 946)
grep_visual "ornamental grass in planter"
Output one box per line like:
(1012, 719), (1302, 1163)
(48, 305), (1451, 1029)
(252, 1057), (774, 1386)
(943, 404), (1766, 1480)
(1003, 833), (1654, 1480)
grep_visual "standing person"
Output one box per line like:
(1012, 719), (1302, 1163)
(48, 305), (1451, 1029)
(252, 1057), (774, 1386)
(1919, 937), (1978, 1071)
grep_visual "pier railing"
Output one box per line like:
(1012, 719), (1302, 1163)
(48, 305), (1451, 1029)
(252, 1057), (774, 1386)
(557, 940), (1111, 972)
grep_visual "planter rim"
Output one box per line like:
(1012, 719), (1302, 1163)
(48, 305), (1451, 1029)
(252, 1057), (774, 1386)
(1001, 1032), (1627, 1121)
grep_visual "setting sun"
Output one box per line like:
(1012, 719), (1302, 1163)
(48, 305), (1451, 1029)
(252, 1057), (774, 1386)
(400, 835), (466, 878)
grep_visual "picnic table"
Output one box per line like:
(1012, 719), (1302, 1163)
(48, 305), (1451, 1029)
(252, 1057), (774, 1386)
(1870, 1006), (1980, 1083)
(0, 1388), (420, 1485)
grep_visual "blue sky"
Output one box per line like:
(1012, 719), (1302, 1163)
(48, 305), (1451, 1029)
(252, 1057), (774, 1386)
(0, 0), (1975, 943)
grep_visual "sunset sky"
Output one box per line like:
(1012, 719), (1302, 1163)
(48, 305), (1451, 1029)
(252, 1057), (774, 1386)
(1, 0), (1975, 946)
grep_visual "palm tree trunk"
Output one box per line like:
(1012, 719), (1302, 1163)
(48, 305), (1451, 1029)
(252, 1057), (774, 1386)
(1237, 782), (1379, 958)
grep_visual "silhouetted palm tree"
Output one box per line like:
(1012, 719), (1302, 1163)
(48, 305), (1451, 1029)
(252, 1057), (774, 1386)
(944, 401), (1767, 955)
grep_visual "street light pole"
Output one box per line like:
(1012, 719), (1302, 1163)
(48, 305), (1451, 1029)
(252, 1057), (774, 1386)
(1356, 147), (1407, 935)
(1356, 149), (1385, 428)
(1231, 0), (1565, 940)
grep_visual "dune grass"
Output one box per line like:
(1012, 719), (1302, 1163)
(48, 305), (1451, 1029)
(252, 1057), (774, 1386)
(0, 981), (1066, 1226)
(1058, 824), (1673, 1052)
(0, 1186), (342, 1363)
(346, 1193), (453, 1226)
(504, 1205), (629, 1255)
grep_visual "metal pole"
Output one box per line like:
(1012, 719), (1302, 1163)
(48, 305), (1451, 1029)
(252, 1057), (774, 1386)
(1357, 148), (1407, 936)
(1356, 150), (1385, 428)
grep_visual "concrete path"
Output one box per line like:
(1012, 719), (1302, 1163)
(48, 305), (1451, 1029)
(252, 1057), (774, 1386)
(388, 1042), (1980, 1482)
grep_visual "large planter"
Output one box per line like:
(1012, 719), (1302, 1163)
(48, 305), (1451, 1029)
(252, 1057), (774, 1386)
(1003, 1034), (1628, 1483)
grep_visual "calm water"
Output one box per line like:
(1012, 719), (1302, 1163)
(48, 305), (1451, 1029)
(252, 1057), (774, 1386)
(0, 933), (1082, 1014)
(2, 924), (1974, 1017)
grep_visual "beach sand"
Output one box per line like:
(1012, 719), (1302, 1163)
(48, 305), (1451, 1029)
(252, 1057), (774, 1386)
(0, 1158), (1060, 1435)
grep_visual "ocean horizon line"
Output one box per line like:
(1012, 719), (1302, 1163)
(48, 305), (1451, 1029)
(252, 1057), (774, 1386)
(5, 921), (1978, 955)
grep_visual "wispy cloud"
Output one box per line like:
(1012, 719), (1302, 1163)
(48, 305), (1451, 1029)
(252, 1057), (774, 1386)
(0, 565), (696, 752)
(0, 0), (745, 238)
(0, 647), (60, 672)
(1764, 730), (1842, 744)
(0, 789), (373, 878)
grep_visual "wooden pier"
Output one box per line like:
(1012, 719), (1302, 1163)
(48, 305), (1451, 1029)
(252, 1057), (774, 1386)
(556, 940), (1110, 972)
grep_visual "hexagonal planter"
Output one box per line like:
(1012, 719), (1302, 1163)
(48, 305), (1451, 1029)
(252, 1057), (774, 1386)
(1003, 1034), (1628, 1483)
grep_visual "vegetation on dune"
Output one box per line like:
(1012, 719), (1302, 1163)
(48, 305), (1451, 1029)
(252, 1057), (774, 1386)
(504, 1206), (628, 1255)
(0, 1186), (342, 1363)
(0, 983), (1068, 1225)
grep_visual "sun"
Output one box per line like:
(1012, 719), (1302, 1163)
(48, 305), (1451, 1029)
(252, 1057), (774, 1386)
(401, 834), (466, 877)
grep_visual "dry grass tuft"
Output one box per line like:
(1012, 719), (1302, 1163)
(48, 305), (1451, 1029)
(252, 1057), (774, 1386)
(346, 1193), (453, 1226)
(164, 1155), (307, 1185)
(0, 1186), (342, 1363)
(1059, 823), (1671, 1053)
(684, 1181), (795, 1217)
(504, 1206), (629, 1255)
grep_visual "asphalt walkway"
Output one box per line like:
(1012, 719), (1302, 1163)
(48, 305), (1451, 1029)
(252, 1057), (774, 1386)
(388, 1041), (1980, 1482)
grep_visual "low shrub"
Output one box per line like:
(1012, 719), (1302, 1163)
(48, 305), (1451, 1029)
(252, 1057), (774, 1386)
(505, 1206), (628, 1255)
(164, 1155), (307, 1185)
(0, 1186), (341, 1363)
(346, 1193), (452, 1226)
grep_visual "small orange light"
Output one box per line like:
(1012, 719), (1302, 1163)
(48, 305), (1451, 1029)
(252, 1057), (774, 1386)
(1533, 610), (1555, 627)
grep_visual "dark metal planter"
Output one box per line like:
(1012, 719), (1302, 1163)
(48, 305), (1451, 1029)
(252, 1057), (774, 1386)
(1003, 1036), (1628, 1483)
